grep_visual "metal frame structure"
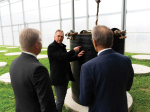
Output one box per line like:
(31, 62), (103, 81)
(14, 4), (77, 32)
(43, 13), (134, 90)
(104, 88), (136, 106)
(0, 0), (127, 46)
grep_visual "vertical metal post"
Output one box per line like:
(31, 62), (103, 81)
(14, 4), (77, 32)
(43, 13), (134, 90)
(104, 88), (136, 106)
(9, 1), (15, 46)
(86, 0), (89, 31)
(38, 0), (43, 42)
(59, 0), (62, 29)
(0, 9), (4, 45)
(121, 0), (127, 30)
(72, 0), (75, 30)
(22, 0), (26, 28)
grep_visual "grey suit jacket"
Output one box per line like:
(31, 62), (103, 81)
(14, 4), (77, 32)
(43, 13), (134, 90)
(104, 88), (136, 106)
(10, 52), (57, 112)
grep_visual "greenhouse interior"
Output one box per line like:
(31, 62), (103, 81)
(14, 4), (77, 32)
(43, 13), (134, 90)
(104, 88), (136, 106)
(0, 0), (150, 112)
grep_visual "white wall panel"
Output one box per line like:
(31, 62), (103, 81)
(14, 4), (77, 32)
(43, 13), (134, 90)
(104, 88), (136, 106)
(41, 5), (59, 21)
(25, 10), (39, 23)
(3, 27), (13, 45)
(74, 0), (86, 17)
(1, 16), (11, 26)
(61, 1), (71, 19)
(62, 19), (72, 49)
(12, 13), (23, 25)
(41, 21), (60, 47)
(24, 0), (38, 11)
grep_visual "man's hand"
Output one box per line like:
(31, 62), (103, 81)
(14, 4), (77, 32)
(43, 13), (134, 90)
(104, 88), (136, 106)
(74, 46), (81, 53)
(78, 50), (85, 58)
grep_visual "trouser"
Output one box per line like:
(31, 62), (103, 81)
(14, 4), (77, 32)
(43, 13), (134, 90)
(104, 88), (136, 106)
(54, 82), (68, 112)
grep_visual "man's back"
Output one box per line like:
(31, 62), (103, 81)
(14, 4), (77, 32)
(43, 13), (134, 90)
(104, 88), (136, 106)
(10, 53), (56, 112)
(80, 49), (134, 112)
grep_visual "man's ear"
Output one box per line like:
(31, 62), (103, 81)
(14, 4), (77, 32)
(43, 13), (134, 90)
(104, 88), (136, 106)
(35, 43), (39, 49)
(93, 39), (98, 52)
(93, 39), (97, 47)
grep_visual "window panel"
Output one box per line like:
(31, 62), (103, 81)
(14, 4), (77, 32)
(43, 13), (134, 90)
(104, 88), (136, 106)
(11, 1), (22, 14)
(0, 28), (2, 45)
(126, 11), (150, 32)
(0, 2), (9, 7)
(42, 21), (60, 47)
(127, 0), (150, 11)
(89, 0), (121, 15)
(10, 0), (21, 3)
(41, 5), (59, 21)
(13, 26), (20, 46)
(75, 0), (86, 17)
(3, 27), (13, 45)
(61, 1), (71, 19)
(125, 33), (150, 54)
(89, 14), (121, 30)
(28, 23), (40, 31)
(62, 19), (72, 49)
(40, 0), (59, 8)
(1, 16), (11, 26)
(1, 5), (10, 17)
(12, 13), (23, 25)
(75, 18), (86, 32)
(24, 0), (38, 11)
(25, 10), (39, 23)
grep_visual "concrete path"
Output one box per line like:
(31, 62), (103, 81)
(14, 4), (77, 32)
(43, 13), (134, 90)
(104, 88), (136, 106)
(132, 55), (150, 60)
(65, 88), (133, 112)
(0, 73), (10, 84)
(5, 52), (21, 56)
(6, 47), (18, 48)
(4, 52), (48, 59)
(132, 64), (150, 75)
(0, 62), (7, 68)
(0, 50), (7, 53)
(41, 49), (47, 51)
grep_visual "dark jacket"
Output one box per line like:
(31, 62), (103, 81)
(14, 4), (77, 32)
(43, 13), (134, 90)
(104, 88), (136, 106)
(79, 49), (134, 112)
(10, 53), (57, 112)
(47, 40), (78, 86)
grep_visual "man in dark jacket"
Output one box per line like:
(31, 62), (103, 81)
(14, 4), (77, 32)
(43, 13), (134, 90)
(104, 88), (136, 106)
(79, 25), (134, 112)
(10, 28), (57, 112)
(47, 29), (84, 112)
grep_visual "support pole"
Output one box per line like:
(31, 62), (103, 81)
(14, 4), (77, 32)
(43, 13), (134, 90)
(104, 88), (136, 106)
(86, 0), (89, 31)
(59, 0), (62, 30)
(71, 0), (75, 30)
(22, 0), (26, 28)
(9, 1), (15, 46)
(0, 9), (4, 45)
(121, 0), (127, 30)
(38, 0), (43, 42)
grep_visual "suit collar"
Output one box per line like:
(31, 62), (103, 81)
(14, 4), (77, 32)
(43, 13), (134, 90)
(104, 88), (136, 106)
(98, 49), (115, 56)
(21, 52), (38, 61)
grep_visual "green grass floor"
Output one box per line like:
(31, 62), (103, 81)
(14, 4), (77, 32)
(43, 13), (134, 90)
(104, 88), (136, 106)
(0, 46), (150, 112)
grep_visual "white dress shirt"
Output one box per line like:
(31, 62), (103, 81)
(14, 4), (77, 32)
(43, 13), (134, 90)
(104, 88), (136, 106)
(22, 51), (37, 58)
(97, 48), (112, 56)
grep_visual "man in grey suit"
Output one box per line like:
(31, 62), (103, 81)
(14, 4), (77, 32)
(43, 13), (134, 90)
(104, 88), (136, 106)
(10, 28), (57, 112)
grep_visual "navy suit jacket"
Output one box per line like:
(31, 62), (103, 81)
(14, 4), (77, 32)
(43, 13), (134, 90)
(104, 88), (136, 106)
(79, 49), (134, 112)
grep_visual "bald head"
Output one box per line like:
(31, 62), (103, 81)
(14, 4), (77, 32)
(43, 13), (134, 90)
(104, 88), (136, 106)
(92, 25), (113, 48)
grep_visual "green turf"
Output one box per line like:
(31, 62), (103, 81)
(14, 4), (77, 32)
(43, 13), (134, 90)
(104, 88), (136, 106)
(0, 46), (150, 112)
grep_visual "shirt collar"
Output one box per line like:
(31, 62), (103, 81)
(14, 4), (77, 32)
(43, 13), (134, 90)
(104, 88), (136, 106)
(22, 51), (37, 58)
(97, 48), (112, 56)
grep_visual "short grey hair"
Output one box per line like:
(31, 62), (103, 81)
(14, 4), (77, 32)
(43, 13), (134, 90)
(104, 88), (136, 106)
(55, 29), (64, 35)
(92, 25), (113, 48)
(19, 28), (41, 51)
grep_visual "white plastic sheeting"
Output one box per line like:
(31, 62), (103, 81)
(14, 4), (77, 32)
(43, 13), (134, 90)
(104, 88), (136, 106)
(0, 0), (150, 53)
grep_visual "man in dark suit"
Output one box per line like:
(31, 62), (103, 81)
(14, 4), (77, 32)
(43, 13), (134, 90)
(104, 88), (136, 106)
(10, 28), (57, 112)
(47, 29), (84, 112)
(79, 25), (134, 112)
